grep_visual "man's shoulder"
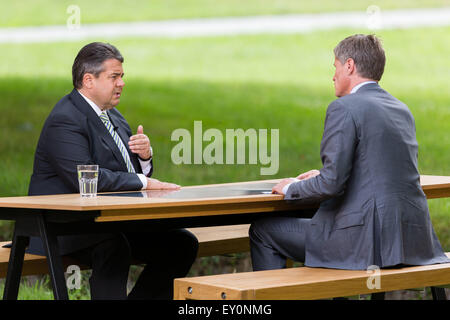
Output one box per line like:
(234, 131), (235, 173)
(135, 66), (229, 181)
(44, 90), (86, 127)
(331, 86), (405, 112)
(326, 97), (353, 115)
(332, 89), (377, 108)
(52, 92), (72, 110)
(327, 86), (414, 130)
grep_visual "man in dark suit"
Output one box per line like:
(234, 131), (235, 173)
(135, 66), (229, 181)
(28, 42), (198, 299)
(250, 34), (449, 271)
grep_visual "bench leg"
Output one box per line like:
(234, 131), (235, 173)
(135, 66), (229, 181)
(38, 215), (69, 300)
(2, 233), (29, 300)
(430, 287), (447, 300)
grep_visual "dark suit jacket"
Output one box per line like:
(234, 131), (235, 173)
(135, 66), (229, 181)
(286, 83), (449, 269)
(28, 89), (153, 255)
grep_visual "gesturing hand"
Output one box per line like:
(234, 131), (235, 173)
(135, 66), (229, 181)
(129, 125), (152, 160)
(271, 170), (320, 195)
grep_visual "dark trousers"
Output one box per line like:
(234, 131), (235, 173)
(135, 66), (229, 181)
(69, 228), (198, 300)
(249, 216), (310, 271)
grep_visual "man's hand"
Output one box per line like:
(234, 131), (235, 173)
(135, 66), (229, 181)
(146, 178), (180, 190)
(129, 125), (152, 160)
(272, 178), (297, 195)
(296, 169), (320, 181)
(272, 170), (320, 195)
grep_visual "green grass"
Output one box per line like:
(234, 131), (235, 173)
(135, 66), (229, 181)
(0, 26), (448, 299)
(0, 273), (92, 300)
(2, 0), (449, 27)
(0, 278), (54, 300)
(0, 27), (448, 190)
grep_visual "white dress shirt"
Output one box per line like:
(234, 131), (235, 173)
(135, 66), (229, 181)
(350, 81), (377, 94)
(281, 81), (377, 195)
(78, 91), (151, 189)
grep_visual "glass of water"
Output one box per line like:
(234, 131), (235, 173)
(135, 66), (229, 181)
(77, 165), (99, 197)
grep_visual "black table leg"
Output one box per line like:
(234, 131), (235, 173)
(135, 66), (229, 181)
(371, 292), (385, 300)
(3, 231), (29, 300)
(430, 287), (447, 300)
(38, 215), (69, 300)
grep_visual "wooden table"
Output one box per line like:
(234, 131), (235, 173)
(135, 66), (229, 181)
(0, 175), (448, 300)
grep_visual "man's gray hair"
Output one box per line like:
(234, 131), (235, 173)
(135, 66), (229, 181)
(334, 34), (386, 81)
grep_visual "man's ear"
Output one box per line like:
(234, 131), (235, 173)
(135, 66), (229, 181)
(82, 73), (95, 89)
(345, 58), (356, 75)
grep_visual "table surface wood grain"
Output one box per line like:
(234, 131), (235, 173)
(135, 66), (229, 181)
(0, 175), (448, 222)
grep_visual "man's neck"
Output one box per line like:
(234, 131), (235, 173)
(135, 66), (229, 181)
(78, 88), (92, 101)
(77, 89), (105, 116)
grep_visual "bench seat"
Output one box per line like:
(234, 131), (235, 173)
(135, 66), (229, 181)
(174, 253), (450, 300)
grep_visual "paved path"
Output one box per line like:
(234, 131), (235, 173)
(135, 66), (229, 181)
(1, 7), (449, 43)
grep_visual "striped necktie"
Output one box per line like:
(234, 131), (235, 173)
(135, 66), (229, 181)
(99, 112), (135, 173)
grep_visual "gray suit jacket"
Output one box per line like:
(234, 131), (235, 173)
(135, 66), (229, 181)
(286, 83), (449, 270)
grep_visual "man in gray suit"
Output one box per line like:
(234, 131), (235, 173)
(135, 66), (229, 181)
(250, 34), (449, 271)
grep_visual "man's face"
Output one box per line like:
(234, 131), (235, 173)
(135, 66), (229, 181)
(332, 57), (351, 98)
(89, 58), (125, 110)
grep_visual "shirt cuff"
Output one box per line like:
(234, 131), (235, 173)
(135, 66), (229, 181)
(138, 146), (153, 176)
(137, 174), (148, 190)
(139, 159), (152, 176)
(282, 178), (300, 195)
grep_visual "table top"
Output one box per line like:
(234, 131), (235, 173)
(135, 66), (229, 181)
(0, 179), (283, 211)
(0, 175), (448, 212)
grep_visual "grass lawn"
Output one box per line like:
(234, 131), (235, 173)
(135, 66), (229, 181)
(2, 0), (450, 27)
(0, 26), (448, 298)
(1, 27), (448, 188)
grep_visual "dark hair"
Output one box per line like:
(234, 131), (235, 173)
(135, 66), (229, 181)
(334, 34), (386, 81)
(72, 42), (124, 89)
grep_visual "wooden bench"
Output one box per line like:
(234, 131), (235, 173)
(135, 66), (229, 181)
(174, 253), (450, 300)
(0, 224), (251, 278)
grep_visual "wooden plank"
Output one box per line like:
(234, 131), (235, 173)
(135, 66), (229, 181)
(421, 175), (450, 198)
(0, 242), (46, 277)
(0, 176), (447, 213)
(0, 242), (86, 277)
(0, 192), (280, 211)
(420, 175), (450, 190)
(174, 253), (450, 300)
(423, 188), (450, 199)
(0, 180), (281, 211)
(188, 224), (250, 257)
(96, 201), (310, 222)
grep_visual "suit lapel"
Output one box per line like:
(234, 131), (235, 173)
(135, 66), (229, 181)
(68, 89), (129, 172)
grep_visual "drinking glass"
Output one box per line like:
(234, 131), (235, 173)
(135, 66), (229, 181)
(77, 165), (99, 197)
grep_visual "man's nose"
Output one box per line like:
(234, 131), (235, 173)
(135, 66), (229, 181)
(117, 77), (125, 87)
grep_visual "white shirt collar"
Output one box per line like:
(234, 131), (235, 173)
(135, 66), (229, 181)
(350, 81), (377, 94)
(77, 90), (105, 117)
